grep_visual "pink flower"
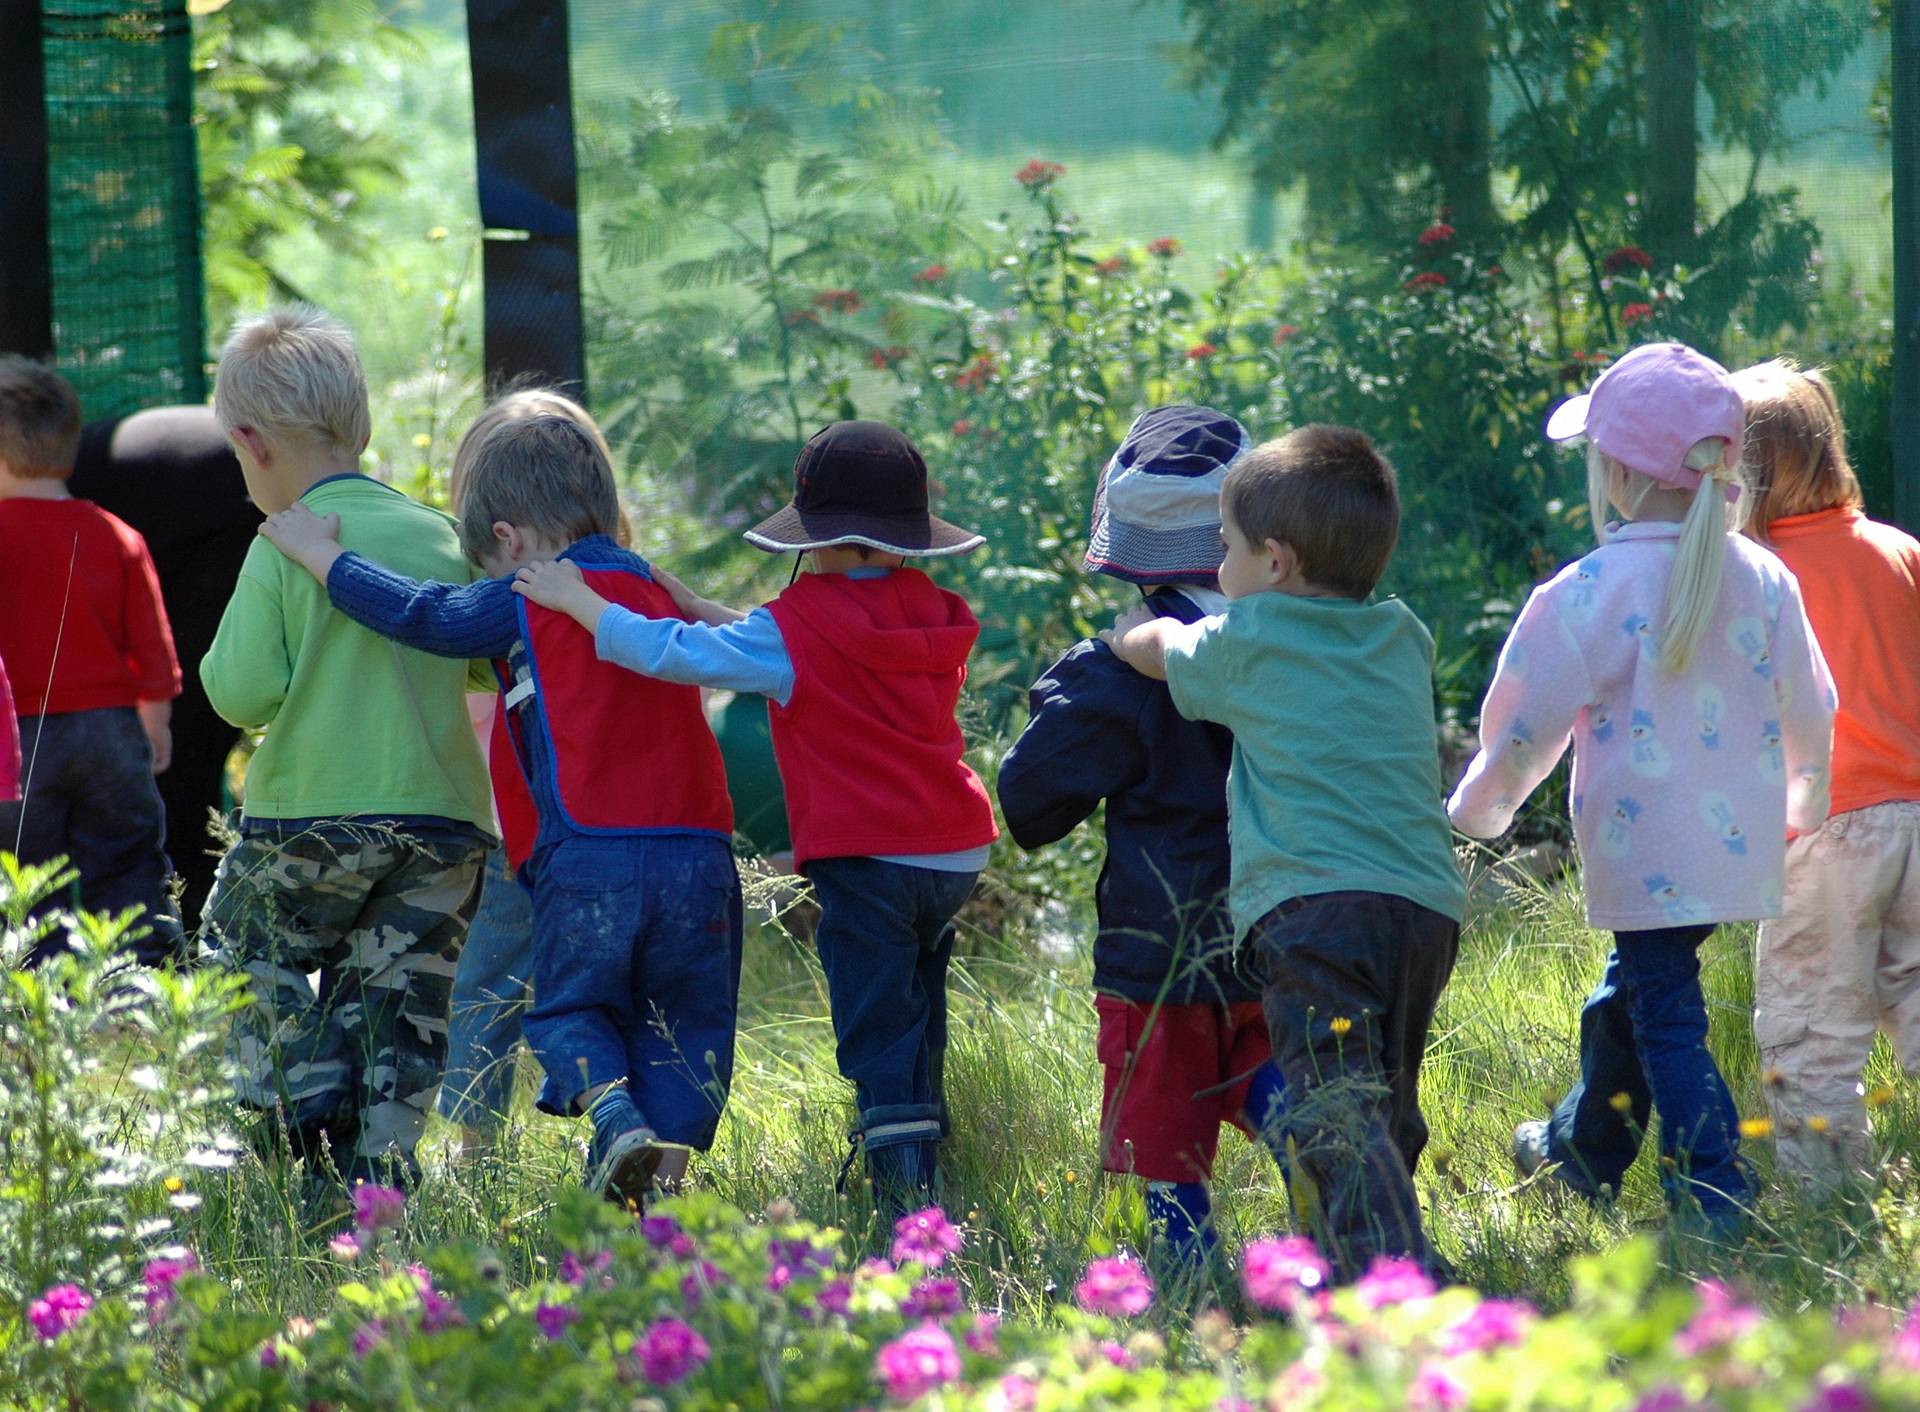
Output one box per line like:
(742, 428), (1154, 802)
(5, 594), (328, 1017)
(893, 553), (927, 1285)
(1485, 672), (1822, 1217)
(561, 1248), (613, 1285)
(876, 1324), (961, 1402)
(634, 1316), (711, 1385)
(258, 1339), (281, 1369)
(328, 1232), (362, 1260)
(680, 1259), (726, 1309)
(1095, 256), (1129, 276)
(914, 263), (949, 284)
(142, 1252), (198, 1324)
(1273, 323), (1301, 345)
(1216, 1401), (1257, 1412)
(1015, 159), (1066, 190)
(892, 1206), (964, 1267)
(1418, 222), (1455, 247)
(1603, 245), (1655, 274)
(351, 1184), (405, 1233)
(1439, 1298), (1535, 1355)
(1622, 301), (1655, 328)
(352, 1320), (384, 1359)
(536, 1302), (580, 1340)
(964, 1311), (1001, 1355)
(902, 1276), (963, 1320)
(1355, 1255), (1435, 1308)
(1892, 1302), (1920, 1369)
(1241, 1235), (1329, 1312)
(1187, 342), (1218, 361)
(419, 1286), (464, 1333)
(1147, 237), (1182, 259)
(1075, 1255), (1153, 1317)
(1801, 1385), (1870, 1412)
(1407, 271), (1449, 290)
(668, 1232), (697, 1259)
(27, 1284), (92, 1341)
(818, 1278), (853, 1317)
(995, 1373), (1040, 1411)
(1408, 1361), (1468, 1412)
(640, 1216), (681, 1248)
(1673, 1280), (1760, 1357)
(1097, 1338), (1135, 1370)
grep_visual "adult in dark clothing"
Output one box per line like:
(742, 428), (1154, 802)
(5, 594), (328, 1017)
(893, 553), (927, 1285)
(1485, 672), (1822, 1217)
(70, 406), (260, 926)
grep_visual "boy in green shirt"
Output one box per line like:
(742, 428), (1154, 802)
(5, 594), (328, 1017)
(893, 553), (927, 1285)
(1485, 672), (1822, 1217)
(200, 305), (493, 1186)
(1105, 424), (1465, 1281)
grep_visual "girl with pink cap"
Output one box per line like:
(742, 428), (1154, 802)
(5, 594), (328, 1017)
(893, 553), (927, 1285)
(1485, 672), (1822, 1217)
(1448, 342), (1837, 1237)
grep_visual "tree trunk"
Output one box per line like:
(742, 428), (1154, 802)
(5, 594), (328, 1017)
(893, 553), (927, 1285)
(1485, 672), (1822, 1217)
(1643, 0), (1700, 265)
(1895, 0), (1920, 532)
(1431, 0), (1497, 240)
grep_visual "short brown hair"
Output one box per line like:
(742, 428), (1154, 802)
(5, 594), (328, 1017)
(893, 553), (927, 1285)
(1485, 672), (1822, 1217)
(1221, 424), (1400, 598)
(453, 409), (622, 562)
(0, 356), (82, 479)
(1732, 359), (1862, 540)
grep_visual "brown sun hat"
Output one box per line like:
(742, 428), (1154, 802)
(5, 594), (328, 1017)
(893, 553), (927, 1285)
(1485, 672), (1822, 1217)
(744, 420), (984, 557)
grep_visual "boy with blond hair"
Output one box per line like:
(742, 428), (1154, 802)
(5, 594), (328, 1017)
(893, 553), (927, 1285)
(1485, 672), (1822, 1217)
(200, 305), (493, 1186)
(0, 356), (184, 960)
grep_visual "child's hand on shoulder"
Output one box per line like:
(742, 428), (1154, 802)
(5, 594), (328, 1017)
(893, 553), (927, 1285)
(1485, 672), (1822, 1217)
(259, 503), (344, 577)
(512, 558), (589, 609)
(651, 564), (744, 626)
(1099, 603), (1173, 680)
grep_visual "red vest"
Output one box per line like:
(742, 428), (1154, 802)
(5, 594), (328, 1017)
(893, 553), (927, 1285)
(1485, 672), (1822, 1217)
(765, 569), (998, 870)
(492, 566), (733, 868)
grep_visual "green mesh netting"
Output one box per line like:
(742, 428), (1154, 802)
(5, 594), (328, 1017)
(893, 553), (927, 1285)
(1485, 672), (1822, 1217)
(42, 0), (205, 419)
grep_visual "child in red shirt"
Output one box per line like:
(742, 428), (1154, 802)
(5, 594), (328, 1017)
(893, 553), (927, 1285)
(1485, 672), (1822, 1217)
(0, 357), (184, 959)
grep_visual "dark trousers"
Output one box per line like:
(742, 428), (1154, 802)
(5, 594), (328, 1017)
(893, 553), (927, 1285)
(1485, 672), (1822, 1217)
(1248, 891), (1459, 1281)
(2, 707), (183, 962)
(809, 857), (978, 1151)
(524, 834), (743, 1150)
(1546, 925), (1750, 1216)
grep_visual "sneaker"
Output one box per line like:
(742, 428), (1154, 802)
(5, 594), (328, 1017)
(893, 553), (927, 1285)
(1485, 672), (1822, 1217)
(1512, 1120), (1555, 1180)
(585, 1121), (661, 1210)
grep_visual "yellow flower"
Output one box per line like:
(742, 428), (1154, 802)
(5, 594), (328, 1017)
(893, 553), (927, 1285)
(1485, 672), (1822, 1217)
(1034, 1179), (1049, 1199)
(1807, 1115), (1830, 1134)
(412, 432), (433, 449)
(1329, 1016), (1353, 1038)
(163, 1176), (184, 1194)
(1738, 1116), (1773, 1140)
(1064, 1169), (1079, 1186)
(1866, 1083), (1898, 1110)
(427, 226), (449, 241)
(1609, 1091), (1634, 1114)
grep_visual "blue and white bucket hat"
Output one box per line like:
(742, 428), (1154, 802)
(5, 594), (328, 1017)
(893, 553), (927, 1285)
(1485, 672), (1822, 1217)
(1084, 405), (1251, 585)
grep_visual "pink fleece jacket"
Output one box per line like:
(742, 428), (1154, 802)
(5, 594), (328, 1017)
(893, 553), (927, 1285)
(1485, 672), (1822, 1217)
(1449, 521), (1837, 930)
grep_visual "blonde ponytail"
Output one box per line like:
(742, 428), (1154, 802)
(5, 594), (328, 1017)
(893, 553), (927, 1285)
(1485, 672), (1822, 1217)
(1659, 438), (1742, 674)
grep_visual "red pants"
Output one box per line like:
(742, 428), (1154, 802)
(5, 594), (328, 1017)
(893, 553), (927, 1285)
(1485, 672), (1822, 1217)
(1095, 997), (1272, 1183)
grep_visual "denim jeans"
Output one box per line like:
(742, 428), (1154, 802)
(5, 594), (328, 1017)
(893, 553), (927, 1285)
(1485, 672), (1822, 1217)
(524, 834), (743, 1149)
(1546, 925), (1750, 1217)
(808, 857), (978, 1151)
(2, 707), (183, 962)
(437, 846), (534, 1130)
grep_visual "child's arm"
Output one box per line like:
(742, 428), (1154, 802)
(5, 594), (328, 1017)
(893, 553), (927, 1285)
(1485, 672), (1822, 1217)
(119, 528), (181, 773)
(201, 542), (293, 729)
(1770, 578), (1838, 833)
(1447, 585), (1591, 838)
(513, 559), (793, 702)
(997, 642), (1149, 849)
(651, 565), (748, 627)
(1099, 603), (1204, 682)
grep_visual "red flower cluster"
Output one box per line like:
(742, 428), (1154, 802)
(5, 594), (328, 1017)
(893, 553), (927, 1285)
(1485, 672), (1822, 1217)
(1603, 245), (1655, 274)
(1407, 271), (1449, 291)
(1272, 324), (1301, 345)
(951, 419), (973, 437)
(1146, 237), (1181, 259)
(1094, 256), (1129, 277)
(783, 308), (821, 327)
(954, 354), (997, 391)
(1187, 342), (1218, 361)
(815, 289), (863, 315)
(1015, 159), (1066, 190)
(1417, 222), (1455, 247)
(1621, 301), (1655, 328)
(869, 346), (911, 370)
(914, 263), (949, 284)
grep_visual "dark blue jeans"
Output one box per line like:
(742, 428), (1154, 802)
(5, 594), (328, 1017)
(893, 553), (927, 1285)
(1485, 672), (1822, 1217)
(437, 846), (534, 1130)
(809, 857), (978, 1152)
(1547, 925), (1750, 1217)
(524, 834), (743, 1149)
(2, 707), (183, 962)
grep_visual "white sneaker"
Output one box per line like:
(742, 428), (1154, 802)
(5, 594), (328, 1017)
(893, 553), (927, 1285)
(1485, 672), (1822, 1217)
(1512, 1120), (1554, 1180)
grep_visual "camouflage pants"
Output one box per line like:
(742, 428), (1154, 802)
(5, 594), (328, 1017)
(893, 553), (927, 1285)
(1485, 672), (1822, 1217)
(202, 823), (485, 1166)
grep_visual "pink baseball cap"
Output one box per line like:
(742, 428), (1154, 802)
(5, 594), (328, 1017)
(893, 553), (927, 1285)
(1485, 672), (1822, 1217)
(1545, 342), (1744, 491)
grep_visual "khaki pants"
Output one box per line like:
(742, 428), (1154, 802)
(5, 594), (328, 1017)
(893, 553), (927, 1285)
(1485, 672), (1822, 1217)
(1754, 800), (1920, 1191)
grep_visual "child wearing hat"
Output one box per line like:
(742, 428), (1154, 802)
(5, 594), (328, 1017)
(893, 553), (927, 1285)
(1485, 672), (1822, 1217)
(515, 420), (998, 1218)
(998, 406), (1287, 1268)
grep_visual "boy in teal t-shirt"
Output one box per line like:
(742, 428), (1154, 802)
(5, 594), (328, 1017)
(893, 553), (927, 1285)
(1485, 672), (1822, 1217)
(1105, 424), (1465, 1281)
(199, 305), (493, 1187)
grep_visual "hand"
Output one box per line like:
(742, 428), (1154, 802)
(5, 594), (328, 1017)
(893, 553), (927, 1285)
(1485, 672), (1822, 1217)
(258, 503), (342, 571)
(136, 699), (172, 775)
(512, 558), (591, 611)
(1112, 603), (1155, 638)
(652, 563), (745, 626)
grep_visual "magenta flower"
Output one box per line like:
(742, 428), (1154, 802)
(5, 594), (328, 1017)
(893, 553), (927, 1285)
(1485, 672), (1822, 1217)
(1241, 1235), (1329, 1311)
(536, 1302), (580, 1340)
(258, 1340), (281, 1370)
(1097, 1339), (1136, 1370)
(634, 1316), (711, 1385)
(876, 1323), (962, 1402)
(1075, 1255), (1153, 1317)
(964, 1311), (1001, 1355)
(891, 1206), (964, 1268)
(142, 1253), (199, 1324)
(27, 1284), (93, 1341)
(668, 1233), (697, 1260)
(640, 1215), (681, 1248)
(419, 1286), (464, 1333)
(1893, 1302), (1920, 1369)
(352, 1320), (384, 1359)
(1355, 1255), (1435, 1308)
(996, 1373), (1040, 1411)
(902, 1276), (963, 1321)
(1439, 1297), (1535, 1355)
(1673, 1280), (1759, 1357)
(351, 1183), (406, 1233)
(818, 1278), (853, 1317)
(1632, 1388), (1698, 1412)
(680, 1259), (726, 1309)
(1408, 1361), (1468, 1412)
(560, 1248), (613, 1286)
(328, 1232), (362, 1260)
(1801, 1385), (1870, 1412)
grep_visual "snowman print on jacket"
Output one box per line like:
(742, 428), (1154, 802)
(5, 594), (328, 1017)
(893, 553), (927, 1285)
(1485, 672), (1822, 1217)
(1598, 797), (1643, 860)
(1726, 617), (1773, 681)
(1757, 719), (1785, 786)
(1560, 558), (1602, 628)
(1627, 710), (1671, 778)
(1621, 613), (1659, 663)
(1589, 700), (1616, 744)
(1643, 874), (1709, 925)
(1697, 791), (1748, 856)
(1694, 685), (1725, 751)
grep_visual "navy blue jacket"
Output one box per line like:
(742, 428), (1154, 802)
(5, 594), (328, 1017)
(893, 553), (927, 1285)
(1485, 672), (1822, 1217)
(997, 590), (1253, 1005)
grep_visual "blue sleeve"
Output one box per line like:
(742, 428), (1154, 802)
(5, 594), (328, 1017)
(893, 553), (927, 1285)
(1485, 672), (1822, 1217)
(594, 604), (795, 706)
(326, 552), (520, 659)
(997, 641), (1149, 849)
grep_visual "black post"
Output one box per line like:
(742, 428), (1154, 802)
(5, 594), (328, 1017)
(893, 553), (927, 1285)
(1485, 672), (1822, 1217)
(1895, 0), (1920, 533)
(466, 0), (587, 399)
(0, 0), (53, 358)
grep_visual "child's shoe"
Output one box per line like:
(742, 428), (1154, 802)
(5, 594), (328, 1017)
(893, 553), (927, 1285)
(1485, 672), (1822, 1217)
(1512, 1120), (1554, 1179)
(866, 1139), (938, 1225)
(584, 1085), (660, 1210)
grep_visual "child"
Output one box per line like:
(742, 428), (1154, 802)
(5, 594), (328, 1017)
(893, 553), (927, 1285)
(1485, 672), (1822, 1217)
(259, 400), (742, 1209)
(1103, 424), (1467, 1281)
(513, 419), (997, 1217)
(0, 356), (185, 961)
(1735, 358), (1920, 1192)
(1450, 342), (1836, 1235)
(200, 306), (494, 1187)
(999, 405), (1287, 1266)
